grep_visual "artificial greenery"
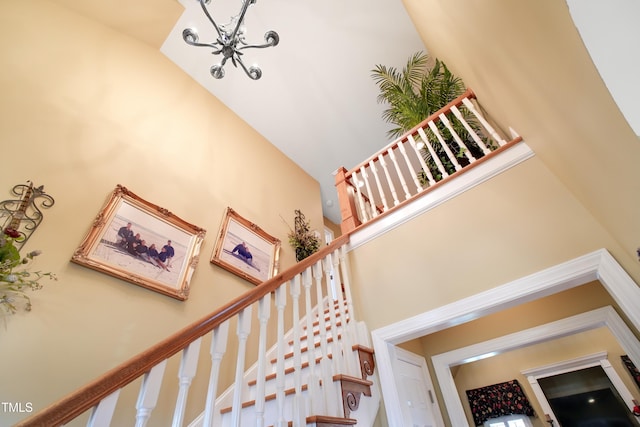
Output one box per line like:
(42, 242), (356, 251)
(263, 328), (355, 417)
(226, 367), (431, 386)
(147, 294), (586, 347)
(0, 227), (56, 320)
(286, 210), (320, 262)
(371, 52), (492, 182)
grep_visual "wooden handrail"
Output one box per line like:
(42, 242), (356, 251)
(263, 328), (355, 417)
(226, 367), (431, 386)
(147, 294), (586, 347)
(16, 233), (351, 427)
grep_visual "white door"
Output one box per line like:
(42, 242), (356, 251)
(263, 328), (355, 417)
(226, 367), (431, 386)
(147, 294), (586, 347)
(393, 347), (444, 427)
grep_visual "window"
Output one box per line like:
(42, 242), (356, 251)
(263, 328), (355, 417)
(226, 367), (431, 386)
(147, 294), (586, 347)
(484, 414), (532, 427)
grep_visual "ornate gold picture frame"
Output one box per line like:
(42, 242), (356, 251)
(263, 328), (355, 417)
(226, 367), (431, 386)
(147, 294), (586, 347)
(71, 185), (206, 300)
(211, 207), (280, 285)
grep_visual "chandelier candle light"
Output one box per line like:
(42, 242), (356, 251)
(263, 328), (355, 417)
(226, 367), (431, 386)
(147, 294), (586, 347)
(183, 0), (279, 80)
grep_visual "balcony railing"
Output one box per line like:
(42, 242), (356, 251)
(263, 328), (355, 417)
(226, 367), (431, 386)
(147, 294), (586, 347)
(335, 89), (523, 234)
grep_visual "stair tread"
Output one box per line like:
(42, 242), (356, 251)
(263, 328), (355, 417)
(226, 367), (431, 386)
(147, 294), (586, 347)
(220, 384), (308, 414)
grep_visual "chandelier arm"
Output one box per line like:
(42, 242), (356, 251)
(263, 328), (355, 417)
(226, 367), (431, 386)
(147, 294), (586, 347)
(198, 0), (223, 39)
(237, 30), (279, 50)
(229, 0), (253, 41)
(234, 55), (261, 80)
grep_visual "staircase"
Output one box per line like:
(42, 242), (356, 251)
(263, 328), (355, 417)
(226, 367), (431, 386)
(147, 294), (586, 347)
(198, 300), (379, 427)
(16, 234), (379, 427)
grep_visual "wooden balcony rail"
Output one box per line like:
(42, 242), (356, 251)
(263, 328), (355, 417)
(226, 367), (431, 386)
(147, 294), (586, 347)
(335, 88), (522, 234)
(16, 233), (369, 427)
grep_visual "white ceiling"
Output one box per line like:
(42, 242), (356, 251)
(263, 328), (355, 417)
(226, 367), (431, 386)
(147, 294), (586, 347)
(161, 0), (427, 224)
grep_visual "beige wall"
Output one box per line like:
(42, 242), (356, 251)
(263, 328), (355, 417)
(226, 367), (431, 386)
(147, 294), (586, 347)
(400, 0), (640, 284)
(0, 1), (324, 425)
(349, 155), (639, 333)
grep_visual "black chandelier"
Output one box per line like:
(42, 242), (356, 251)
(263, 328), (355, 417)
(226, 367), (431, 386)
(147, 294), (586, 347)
(183, 0), (279, 80)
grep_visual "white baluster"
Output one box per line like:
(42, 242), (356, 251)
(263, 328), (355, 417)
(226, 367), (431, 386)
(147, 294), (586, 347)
(462, 97), (508, 146)
(439, 112), (475, 163)
(378, 153), (400, 206)
(417, 127), (449, 179)
(203, 321), (230, 427)
(172, 338), (202, 427)
(323, 255), (343, 376)
(427, 120), (462, 171)
(451, 104), (492, 154)
(87, 390), (120, 427)
(312, 261), (337, 417)
(231, 306), (253, 427)
(369, 159), (389, 212)
(407, 134), (436, 186)
(135, 360), (168, 427)
(302, 268), (322, 414)
(331, 250), (356, 377)
(289, 275), (305, 426)
(351, 170), (369, 223)
(254, 294), (271, 427)
(359, 166), (378, 217)
(388, 147), (412, 200)
(318, 254), (344, 418)
(275, 284), (288, 427)
(397, 139), (423, 194)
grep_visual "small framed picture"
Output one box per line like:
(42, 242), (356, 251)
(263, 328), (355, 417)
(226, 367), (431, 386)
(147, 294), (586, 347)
(71, 185), (206, 300)
(211, 207), (280, 285)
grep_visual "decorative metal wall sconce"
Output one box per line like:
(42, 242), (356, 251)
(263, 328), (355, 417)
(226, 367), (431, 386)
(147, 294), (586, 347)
(0, 181), (55, 250)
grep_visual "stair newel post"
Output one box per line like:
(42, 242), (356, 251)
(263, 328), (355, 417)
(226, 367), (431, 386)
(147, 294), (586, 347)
(172, 338), (203, 427)
(203, 320), (230, 427)
(302, 268), (322, 415)
(289, 274), (306, 426)
(134, 359), (168, 427)
(312, 260), (338, 417)
(274, 283), (288, 427)
(255, 294), (271, 427)
(231, 305), (253, 427)
(332, 249), (356, 378)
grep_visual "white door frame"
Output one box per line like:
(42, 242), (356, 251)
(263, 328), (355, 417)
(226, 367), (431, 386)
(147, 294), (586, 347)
(371, 249), (640, 427)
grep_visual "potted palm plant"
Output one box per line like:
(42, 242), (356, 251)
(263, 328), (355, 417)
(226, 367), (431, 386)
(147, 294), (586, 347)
(371, 52), (489, 181)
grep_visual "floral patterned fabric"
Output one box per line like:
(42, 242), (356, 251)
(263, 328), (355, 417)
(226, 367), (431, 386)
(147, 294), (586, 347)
(621, 355), (640, 391)
(465, 379), (535, 426)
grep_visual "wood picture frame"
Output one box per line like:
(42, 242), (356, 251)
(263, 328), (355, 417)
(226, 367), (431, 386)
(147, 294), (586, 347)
(210, 207), (280, 285)
(71, 185), (206, 300)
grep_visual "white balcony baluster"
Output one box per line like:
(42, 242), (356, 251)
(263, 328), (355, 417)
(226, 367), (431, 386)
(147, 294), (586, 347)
(407, 134), (436, 186)
(427, 120), (462, 171)
(369, 159), (389, 211)
(289, 275), (305, 426)
(378, 153), (400, 206)
(398, 139), (423, 193)
(417, 127), (449, 179)
(388, 147), (412, 200)
(462, 97), (507, 146)
(439, 112), (475, 163)
(451, 105), (492, 154)
(359, 166), (378, 218)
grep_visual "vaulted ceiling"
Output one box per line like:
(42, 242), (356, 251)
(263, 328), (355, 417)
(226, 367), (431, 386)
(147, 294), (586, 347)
(51, 0), (427, 224)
